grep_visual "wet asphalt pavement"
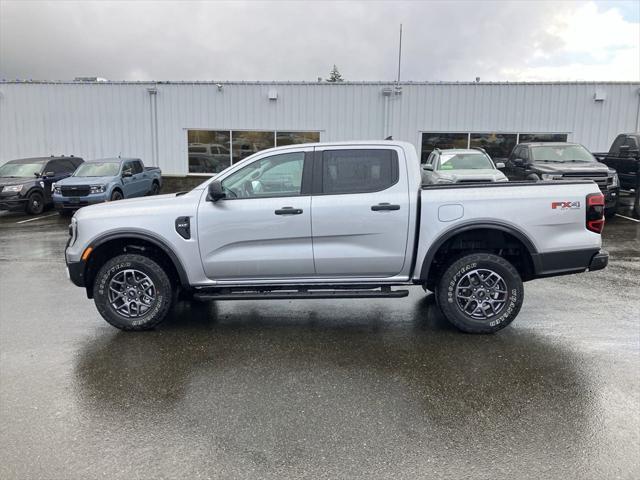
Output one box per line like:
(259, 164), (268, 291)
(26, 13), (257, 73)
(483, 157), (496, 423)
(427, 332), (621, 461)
(0, 203), (638, 480)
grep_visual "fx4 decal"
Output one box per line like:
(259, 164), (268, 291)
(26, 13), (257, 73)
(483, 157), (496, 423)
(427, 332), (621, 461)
(552, 201), (581, 210)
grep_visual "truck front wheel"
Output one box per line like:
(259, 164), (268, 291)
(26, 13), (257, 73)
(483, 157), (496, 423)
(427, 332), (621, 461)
(436, 253), (523, 333)
(93, 253), (174, 330)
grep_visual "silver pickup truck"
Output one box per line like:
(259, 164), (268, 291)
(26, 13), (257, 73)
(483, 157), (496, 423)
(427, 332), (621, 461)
(65, 141), (608, 333)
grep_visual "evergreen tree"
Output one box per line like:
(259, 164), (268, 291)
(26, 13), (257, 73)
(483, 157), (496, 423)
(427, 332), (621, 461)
(326, 65), (344, 82)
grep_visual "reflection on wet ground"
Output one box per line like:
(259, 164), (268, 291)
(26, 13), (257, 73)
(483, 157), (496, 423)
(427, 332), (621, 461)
(0, 208), (638, 479)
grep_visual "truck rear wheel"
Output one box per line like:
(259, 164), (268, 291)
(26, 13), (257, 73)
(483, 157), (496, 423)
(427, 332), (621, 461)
(93, 253), (174, 331)
(436, 253), (523, 333)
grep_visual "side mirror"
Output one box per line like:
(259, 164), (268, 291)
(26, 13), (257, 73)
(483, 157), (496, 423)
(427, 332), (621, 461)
(44, 171), (55, 177)
(495, 162), (505, 169)
(122, 169), (133, 178)
(422, 164), (434, 171)
(207, 179), (226, 202)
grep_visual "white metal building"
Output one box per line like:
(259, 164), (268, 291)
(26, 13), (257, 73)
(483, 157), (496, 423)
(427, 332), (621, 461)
(1, 81), (638, 176)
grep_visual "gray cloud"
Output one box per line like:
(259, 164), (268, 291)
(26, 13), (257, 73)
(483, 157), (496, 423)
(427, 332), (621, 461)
(0, 0), (626, 81)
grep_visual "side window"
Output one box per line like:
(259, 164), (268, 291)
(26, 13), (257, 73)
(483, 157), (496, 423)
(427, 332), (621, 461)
(46, 160), (72, 174)
(624, 136), (638, 150)
(520, 148), (529, 161)
(321, 149), (398, 194)
(509, 146), (520, 161)
(609, 135), (625, 154)
(221, 152), (305, 199)
(132, 160), (144, 174)
(122, 161), (133, 174)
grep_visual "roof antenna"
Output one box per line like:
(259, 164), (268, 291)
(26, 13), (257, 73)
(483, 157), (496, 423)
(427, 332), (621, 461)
(396, 24), (402, 84)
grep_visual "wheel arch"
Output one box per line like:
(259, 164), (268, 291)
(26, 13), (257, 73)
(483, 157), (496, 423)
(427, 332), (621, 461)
(418, 221), (539, 286)
(83, 231), (190, 298)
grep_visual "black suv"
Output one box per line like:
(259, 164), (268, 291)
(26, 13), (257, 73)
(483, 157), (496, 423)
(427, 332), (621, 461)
(0, 156), (84, 215)
(504, 142), (619, 217)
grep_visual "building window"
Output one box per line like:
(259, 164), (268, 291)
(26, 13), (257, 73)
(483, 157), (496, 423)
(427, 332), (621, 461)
(518, 133), (568, 143)
(421, 133), (468, 163)
(188, 130), (231, 174)
(276, 131), (320, 146)
(188, 130), (320, 174)
(469, 133), (518, 159)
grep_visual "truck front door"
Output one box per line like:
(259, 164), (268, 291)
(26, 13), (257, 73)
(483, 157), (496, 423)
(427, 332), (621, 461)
(197, 149), (315, 279)
(310, 147), (410, 277)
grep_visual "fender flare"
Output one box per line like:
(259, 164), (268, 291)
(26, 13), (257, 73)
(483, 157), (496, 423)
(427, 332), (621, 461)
(418, 221), (539, 281)
(90, 230), (190, 287)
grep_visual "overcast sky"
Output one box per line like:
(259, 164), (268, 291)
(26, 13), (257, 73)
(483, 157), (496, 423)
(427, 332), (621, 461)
(0, 0), (638, 82)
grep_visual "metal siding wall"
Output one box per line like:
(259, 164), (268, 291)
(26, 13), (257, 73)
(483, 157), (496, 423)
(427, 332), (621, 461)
(1, 82), (638, 174)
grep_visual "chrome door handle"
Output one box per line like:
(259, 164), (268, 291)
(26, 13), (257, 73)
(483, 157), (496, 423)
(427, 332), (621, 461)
(371, 203), (400, 211)
(275, 207), (303, 215)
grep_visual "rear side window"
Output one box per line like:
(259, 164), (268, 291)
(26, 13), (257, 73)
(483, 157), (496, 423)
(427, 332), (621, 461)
(321, 149), (398, 194)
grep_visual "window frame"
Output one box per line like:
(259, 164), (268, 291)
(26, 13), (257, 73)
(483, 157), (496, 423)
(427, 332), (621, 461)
(216, 150), (314, 201)
(312, 147), (400, 196)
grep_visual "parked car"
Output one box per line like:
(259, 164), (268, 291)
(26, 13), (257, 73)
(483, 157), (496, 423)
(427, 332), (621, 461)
(0, 155), (84, 215)
(53, 157), (161, 215)
(65, 141), (607, 334)
(592, 133), (639, 217)
(421, 148), (508, 184)
(504, 142), (619, 218)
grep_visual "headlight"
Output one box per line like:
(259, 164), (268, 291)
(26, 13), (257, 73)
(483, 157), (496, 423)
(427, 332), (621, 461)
(611, 173), (619, 187)
(53, 183), (61, 194)
(541, 174), (563, 180)
(90, 185), (106, 194)
(3, 184), (23, 192)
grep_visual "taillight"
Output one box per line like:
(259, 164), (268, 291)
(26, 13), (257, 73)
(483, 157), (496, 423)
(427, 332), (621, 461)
(586, 192), (605, 234)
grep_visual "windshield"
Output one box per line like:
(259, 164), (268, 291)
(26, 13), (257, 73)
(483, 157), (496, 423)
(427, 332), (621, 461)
(74, 162), (120, 177)
(438, 153), (494, 170)
(531, 145), (594, 162)
(0, 162), (43, 177)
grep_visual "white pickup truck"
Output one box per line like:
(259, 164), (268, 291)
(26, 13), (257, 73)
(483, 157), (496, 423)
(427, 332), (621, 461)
(65, 141), (608, 333)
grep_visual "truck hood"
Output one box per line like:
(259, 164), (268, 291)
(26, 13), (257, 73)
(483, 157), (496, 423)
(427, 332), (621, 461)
(438, 169), (508, 183)
(0, 176), (35, 187)
(532, 161), (610, 174)
(74, 192), (191, 220)
(56, 175), (116, 186)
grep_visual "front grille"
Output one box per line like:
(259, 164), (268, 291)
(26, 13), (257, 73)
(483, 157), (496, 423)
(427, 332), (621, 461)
(561, 173), (608, 191)
(61, 185), (90, 197)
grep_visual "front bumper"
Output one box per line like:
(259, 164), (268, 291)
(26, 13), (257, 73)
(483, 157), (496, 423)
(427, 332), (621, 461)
(0, 194), (27, 211)
(53, 192), (109, 210)
(604, 187), (619, 209)
(66, 260), (86, 287)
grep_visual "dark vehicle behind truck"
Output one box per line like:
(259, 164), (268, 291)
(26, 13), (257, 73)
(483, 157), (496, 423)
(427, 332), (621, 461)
(593, 133), (640, 216)
(0, 155), (84, 215)
(504, 142), (620, 217)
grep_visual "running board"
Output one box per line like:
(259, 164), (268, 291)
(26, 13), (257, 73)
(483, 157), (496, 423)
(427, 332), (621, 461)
(193, 286), (409, 301)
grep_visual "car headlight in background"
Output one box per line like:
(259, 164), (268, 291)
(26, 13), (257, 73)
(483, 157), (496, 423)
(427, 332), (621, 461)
(541, 174), (563, 180)
(90, 185), (106, 194)
(3, 184), (23, 192)
(53, 183), (61, 194)
(611, 173), (619, 187)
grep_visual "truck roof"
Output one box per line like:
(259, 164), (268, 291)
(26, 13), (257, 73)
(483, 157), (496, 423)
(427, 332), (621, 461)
(7, 155), (79, 164)
(89, 157), (141, 162)
(519, 142), (580, 147)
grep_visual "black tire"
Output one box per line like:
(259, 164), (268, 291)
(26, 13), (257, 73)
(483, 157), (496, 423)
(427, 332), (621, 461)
(93, 254), (174, 331)
(436, 253), (524, 334)
(110, 189), (123, 201)
(25, 191), (45, 215)
(150, 181), (160, 195)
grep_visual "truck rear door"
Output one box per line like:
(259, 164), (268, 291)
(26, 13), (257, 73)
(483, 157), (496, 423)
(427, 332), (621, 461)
(311, 146), (410, 277)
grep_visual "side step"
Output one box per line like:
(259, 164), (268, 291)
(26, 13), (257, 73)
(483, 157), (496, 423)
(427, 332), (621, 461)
(193, 286), (409, 301)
